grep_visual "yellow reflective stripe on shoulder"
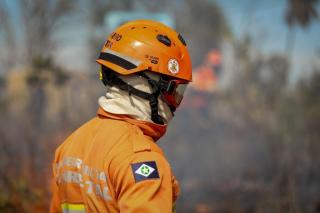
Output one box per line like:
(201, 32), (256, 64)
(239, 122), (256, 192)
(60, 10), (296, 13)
(61, 203), (86, 213)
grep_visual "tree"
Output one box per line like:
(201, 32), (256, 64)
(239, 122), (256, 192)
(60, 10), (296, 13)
(0, 0), (77, 69)
(285, 0), (319, 67)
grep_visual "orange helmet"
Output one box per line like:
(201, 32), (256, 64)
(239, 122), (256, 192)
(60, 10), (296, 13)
(97, 20), (192, 124)
(96, 19), (192, 82)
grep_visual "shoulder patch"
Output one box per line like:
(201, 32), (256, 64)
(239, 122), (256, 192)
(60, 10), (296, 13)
(131, 161), (160, 183)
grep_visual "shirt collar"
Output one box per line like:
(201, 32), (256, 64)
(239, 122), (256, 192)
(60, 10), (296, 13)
(97, 107), (167, 141)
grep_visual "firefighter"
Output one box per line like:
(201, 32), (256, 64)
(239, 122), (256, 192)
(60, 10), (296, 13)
(51, 19), (192, 213)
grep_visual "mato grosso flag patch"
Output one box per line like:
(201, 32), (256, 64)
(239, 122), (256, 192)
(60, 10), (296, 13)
(131, 161), (160, 183)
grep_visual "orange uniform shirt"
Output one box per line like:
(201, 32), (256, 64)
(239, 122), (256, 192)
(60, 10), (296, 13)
(50, 108), (180, 213)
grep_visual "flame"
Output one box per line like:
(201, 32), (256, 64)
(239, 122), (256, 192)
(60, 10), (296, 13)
(190, 50), (221, 93)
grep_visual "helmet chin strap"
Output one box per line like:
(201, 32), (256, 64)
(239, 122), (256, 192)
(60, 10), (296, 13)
(137, 72), (164, 124)
(101, 67), (165, 125)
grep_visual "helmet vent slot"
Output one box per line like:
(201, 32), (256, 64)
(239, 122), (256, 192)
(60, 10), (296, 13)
(157, 34), (171, 47)
(178, 34), (187, 46)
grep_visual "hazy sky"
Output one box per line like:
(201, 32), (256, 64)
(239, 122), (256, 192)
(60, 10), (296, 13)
(216, 0), (320, 82)
(1, 0), (319, 82)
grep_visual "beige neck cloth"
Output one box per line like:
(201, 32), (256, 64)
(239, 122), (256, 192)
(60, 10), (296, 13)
(98, 72), (173, 124)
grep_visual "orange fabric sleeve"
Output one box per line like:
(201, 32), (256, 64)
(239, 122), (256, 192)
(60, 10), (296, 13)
(110, 151), (173, 213)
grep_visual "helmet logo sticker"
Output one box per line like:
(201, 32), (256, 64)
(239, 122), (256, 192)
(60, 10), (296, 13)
(168, 59), (179, 74)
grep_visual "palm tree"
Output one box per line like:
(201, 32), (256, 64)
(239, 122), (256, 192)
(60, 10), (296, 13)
(285, 0), (318, 68)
